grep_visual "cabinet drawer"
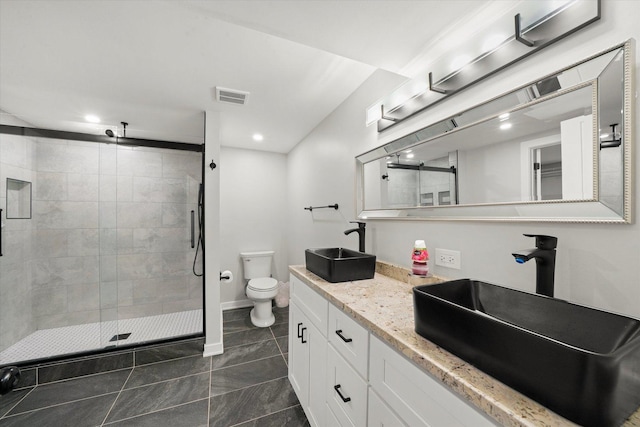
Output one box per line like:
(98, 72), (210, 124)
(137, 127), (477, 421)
(290, 274), (328, 337)
(369, 335), (498, 427)
(327, 344), (368, 427)
(328, 304), (369, 379)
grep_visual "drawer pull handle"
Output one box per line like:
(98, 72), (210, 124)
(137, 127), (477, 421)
(334, 384), (351, 403)
(335, 329), (353, 343)
(297, 322), (303, 338)
(301, 327), (307, 343)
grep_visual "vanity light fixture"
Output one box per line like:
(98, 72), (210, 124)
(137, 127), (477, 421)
(372, 0), (600, 132)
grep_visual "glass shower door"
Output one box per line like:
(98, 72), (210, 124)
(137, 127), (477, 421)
(110, 144), (203, 347)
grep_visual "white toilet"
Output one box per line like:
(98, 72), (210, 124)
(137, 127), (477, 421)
(240, 250), (278, 327)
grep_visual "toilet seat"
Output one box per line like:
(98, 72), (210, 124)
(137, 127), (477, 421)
(247, 277), (278, 292)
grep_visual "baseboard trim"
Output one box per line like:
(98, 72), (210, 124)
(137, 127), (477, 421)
(203, 341), (224, 357)
(221, 299), (253, 311)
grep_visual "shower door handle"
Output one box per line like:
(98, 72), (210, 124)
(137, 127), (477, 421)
(0, 209), (3, 256)
(190, 210), (195, 249)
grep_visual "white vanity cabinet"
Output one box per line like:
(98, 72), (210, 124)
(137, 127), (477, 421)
(289, 273), (498, 427)
(289, 275), (328, 427)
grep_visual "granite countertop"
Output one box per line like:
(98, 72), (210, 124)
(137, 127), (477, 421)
(289, 262), (640, 427)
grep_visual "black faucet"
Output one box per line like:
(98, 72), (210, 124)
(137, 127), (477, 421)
(512, 234), (557, 297)
(344, 221), (366, 252)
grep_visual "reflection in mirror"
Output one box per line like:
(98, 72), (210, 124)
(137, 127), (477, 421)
(356, 41), (633, 223)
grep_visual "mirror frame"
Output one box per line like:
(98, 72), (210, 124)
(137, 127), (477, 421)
(356, 40), (634, 223)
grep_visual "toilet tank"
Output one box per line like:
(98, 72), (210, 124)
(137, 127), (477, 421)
(240, 251), (275, 279)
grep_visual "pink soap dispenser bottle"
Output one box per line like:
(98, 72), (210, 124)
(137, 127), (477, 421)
(411, 240), (429, 276)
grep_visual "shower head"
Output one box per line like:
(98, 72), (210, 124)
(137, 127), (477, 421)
(105, 129), (115, 137)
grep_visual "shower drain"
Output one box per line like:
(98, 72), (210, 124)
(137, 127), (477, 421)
(109, 333), (132, 342)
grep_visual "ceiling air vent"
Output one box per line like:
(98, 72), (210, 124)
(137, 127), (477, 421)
(215, 87), (250, 105)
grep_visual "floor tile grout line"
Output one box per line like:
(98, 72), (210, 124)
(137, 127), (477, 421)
(100, 367), (134, 426)
(209, 374), (289, 399)
(100, 397), (211, 426)
(118, 370), (210, 393)
(3, 390), (121, 419)
(211, 352), (284, 373)
(134, 352), (204, 368)
(223, 337), (275, 350)
(227, 403), (303, 427)
(34, 366), (133, 388)
(0, 387), (37, 420)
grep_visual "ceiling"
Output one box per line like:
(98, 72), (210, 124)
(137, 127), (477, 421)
(0, 0), (490, 153)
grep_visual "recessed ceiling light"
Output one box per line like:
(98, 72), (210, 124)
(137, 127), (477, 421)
(85, 114), (100, 123)
(406, 153), (415, 159)
(252, 133), (264, 142)
(500, 122), (512, 130)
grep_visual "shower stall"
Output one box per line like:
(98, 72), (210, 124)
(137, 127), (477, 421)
(0, 123), (204, 366)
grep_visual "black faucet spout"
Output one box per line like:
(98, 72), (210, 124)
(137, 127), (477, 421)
(512, 234), (557, 297)
(344, 221), (366, 252)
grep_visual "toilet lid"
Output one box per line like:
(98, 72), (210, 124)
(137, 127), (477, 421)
(248, 277), (278, 291)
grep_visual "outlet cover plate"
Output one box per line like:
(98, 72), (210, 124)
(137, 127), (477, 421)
(435, 248), (461, 270)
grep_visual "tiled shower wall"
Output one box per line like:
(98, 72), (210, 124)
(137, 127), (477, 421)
(31, 140), (203, 330)
(0, 133), (35, 352)
(1, 133), (203, 352)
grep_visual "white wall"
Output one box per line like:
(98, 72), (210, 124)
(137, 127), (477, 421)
(203, 112), (222, 357)
(286, 0), (640, 319)
(458, 137), (522, 204)
(219, 147), (288, 306)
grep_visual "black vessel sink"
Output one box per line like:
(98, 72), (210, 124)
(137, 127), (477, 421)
(413, 279), (640, 427)
(305, 248), (376, 283)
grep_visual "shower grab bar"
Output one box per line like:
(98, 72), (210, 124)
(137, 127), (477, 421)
(0, 209), (3, 256)
(190, 210), (195, 249)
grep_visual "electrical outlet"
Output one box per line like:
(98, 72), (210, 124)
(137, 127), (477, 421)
(435, 248), (461, 270)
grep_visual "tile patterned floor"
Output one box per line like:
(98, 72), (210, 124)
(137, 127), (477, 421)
(0, 306), (309, 427)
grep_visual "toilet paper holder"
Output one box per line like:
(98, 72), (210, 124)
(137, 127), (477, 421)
(220, 270), (233, 283)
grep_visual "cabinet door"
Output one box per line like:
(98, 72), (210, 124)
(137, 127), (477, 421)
(289, 301), (327, 427)
(289, 302), (309, 408)
(307, 319), (327, 427)
(368, 388), (407, 427)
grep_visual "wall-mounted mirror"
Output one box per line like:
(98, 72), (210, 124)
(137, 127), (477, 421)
(356, 40), (634, 223)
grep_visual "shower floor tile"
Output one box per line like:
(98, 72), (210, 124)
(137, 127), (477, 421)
(0, 310), (203, 365)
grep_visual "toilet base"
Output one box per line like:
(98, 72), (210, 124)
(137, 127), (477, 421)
(250, 300), (275, 327)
